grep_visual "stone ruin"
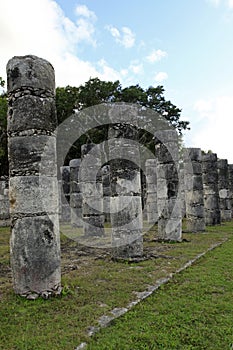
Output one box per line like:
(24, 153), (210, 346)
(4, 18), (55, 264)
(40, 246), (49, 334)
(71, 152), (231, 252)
(3, 54), (233, 297)
(7, 55), (61, 297)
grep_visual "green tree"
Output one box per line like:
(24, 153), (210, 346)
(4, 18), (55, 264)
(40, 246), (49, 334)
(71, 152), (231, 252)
(56, 78), (189, 161)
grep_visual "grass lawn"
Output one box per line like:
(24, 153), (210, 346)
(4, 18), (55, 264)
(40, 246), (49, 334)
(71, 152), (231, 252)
(0, 221), (232, 350)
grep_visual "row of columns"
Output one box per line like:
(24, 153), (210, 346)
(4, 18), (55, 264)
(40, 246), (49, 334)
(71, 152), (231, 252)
(6, 54), (233, 297)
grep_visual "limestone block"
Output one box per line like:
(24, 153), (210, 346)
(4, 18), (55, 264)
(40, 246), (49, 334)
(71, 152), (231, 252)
(82, 196), (104, 215)
(8, 135), (57, 176)
(7, 55), (55, 93)
(82, 215), (105, 236)
(186, 204), (205, 218)
(70, 193), (83, 208)
(110, 196), (142, 230)
(158, 218), (182, 241)
(185, 190), (204, 205)
(70, 207), (83, 227)
(205, 210), (221, 225)
(9, 176), (59, 215)
(10, 214), (60, 295)
(8, 96), (56, 133)
(111, 229), (143, 258)
(186, 218), (206, 232)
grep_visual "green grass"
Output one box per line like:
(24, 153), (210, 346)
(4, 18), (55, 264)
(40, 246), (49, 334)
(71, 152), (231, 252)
(0, 222), (232, 350)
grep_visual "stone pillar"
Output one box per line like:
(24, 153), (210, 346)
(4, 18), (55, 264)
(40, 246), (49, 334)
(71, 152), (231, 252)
(0, 176), (10, 227)
(179, 167), (186, 218)
(145, 159), (158, 224)
(80, 144), (105, 237)
(69, 159), (82, 227)
(109, 124), (143, 258)
(202, 153), (221, 225)
(183, 148), (205, 232)
(101, 164), (111, 222)
(228, 164), (233, 218)
(7, 55), (61, 297)
(59, 166), (71, 223)
(155, 129), (182, 242)
(217, 159), (232, 221)
(141, 170), (148, 221)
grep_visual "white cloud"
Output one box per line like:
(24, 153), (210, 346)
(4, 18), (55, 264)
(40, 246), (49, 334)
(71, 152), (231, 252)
(228, 0), (233, 8)
(129, 62), (143, 74)
(75, 4), (97, 20)
(146, 49), (167, 63)
(106, 25), (135, 48)
(0, 0), (127, 87)
(188, 95), (233, 162)
(154, 72), (168, 83)
(74, 4), (97, 47)
(194, 99), (213, 115)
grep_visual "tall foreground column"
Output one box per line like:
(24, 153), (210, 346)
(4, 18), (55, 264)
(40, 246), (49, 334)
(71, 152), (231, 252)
(202, 153), (221, 225)
(7, 55), (61, 297)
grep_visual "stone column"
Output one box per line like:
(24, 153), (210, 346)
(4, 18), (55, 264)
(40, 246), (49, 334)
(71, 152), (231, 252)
(179, 167), (186, 218)
(59, 166), (71, 223)
(0, 176), (10, 227)
(7, 55), (61, 297)
(217, 159), (232, 221)
(155, 129), (182, 242)
(228, 164), (233, 218)
(145, 159), (158, 224)
(141, 170), (148, 221)
(202, 153), (221, 225)
(183, 148), (205, 232)
(109, 124), (143, 258)
(69, 159), (83, 227)
(80, 144), (105, 237)
(101, 164), (111, 222)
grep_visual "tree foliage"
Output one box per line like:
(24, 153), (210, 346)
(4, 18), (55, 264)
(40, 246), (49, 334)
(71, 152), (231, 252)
(0, 77), (190, 174)
(56, 78), (190, 162)
(56, 78), (189, 133)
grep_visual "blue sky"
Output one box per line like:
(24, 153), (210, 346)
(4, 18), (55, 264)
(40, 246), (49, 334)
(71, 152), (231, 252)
(1, 0), (233, 161)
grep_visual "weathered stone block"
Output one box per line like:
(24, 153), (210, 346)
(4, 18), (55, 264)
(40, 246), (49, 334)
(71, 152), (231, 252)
(7, 55), (55, 93)
(158, 218), (182, 241)
(70, 207), (83, 227)
(10, 214), (60, 295)
(83, 215), (105, 236)
(9, 176), (59, 215)
(110, 196), (142, 229)
(70, 193), (83, 208)
(8, 96), (56, 133)
(8, 135), (57, 176)
(82, 196), (104, 215)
